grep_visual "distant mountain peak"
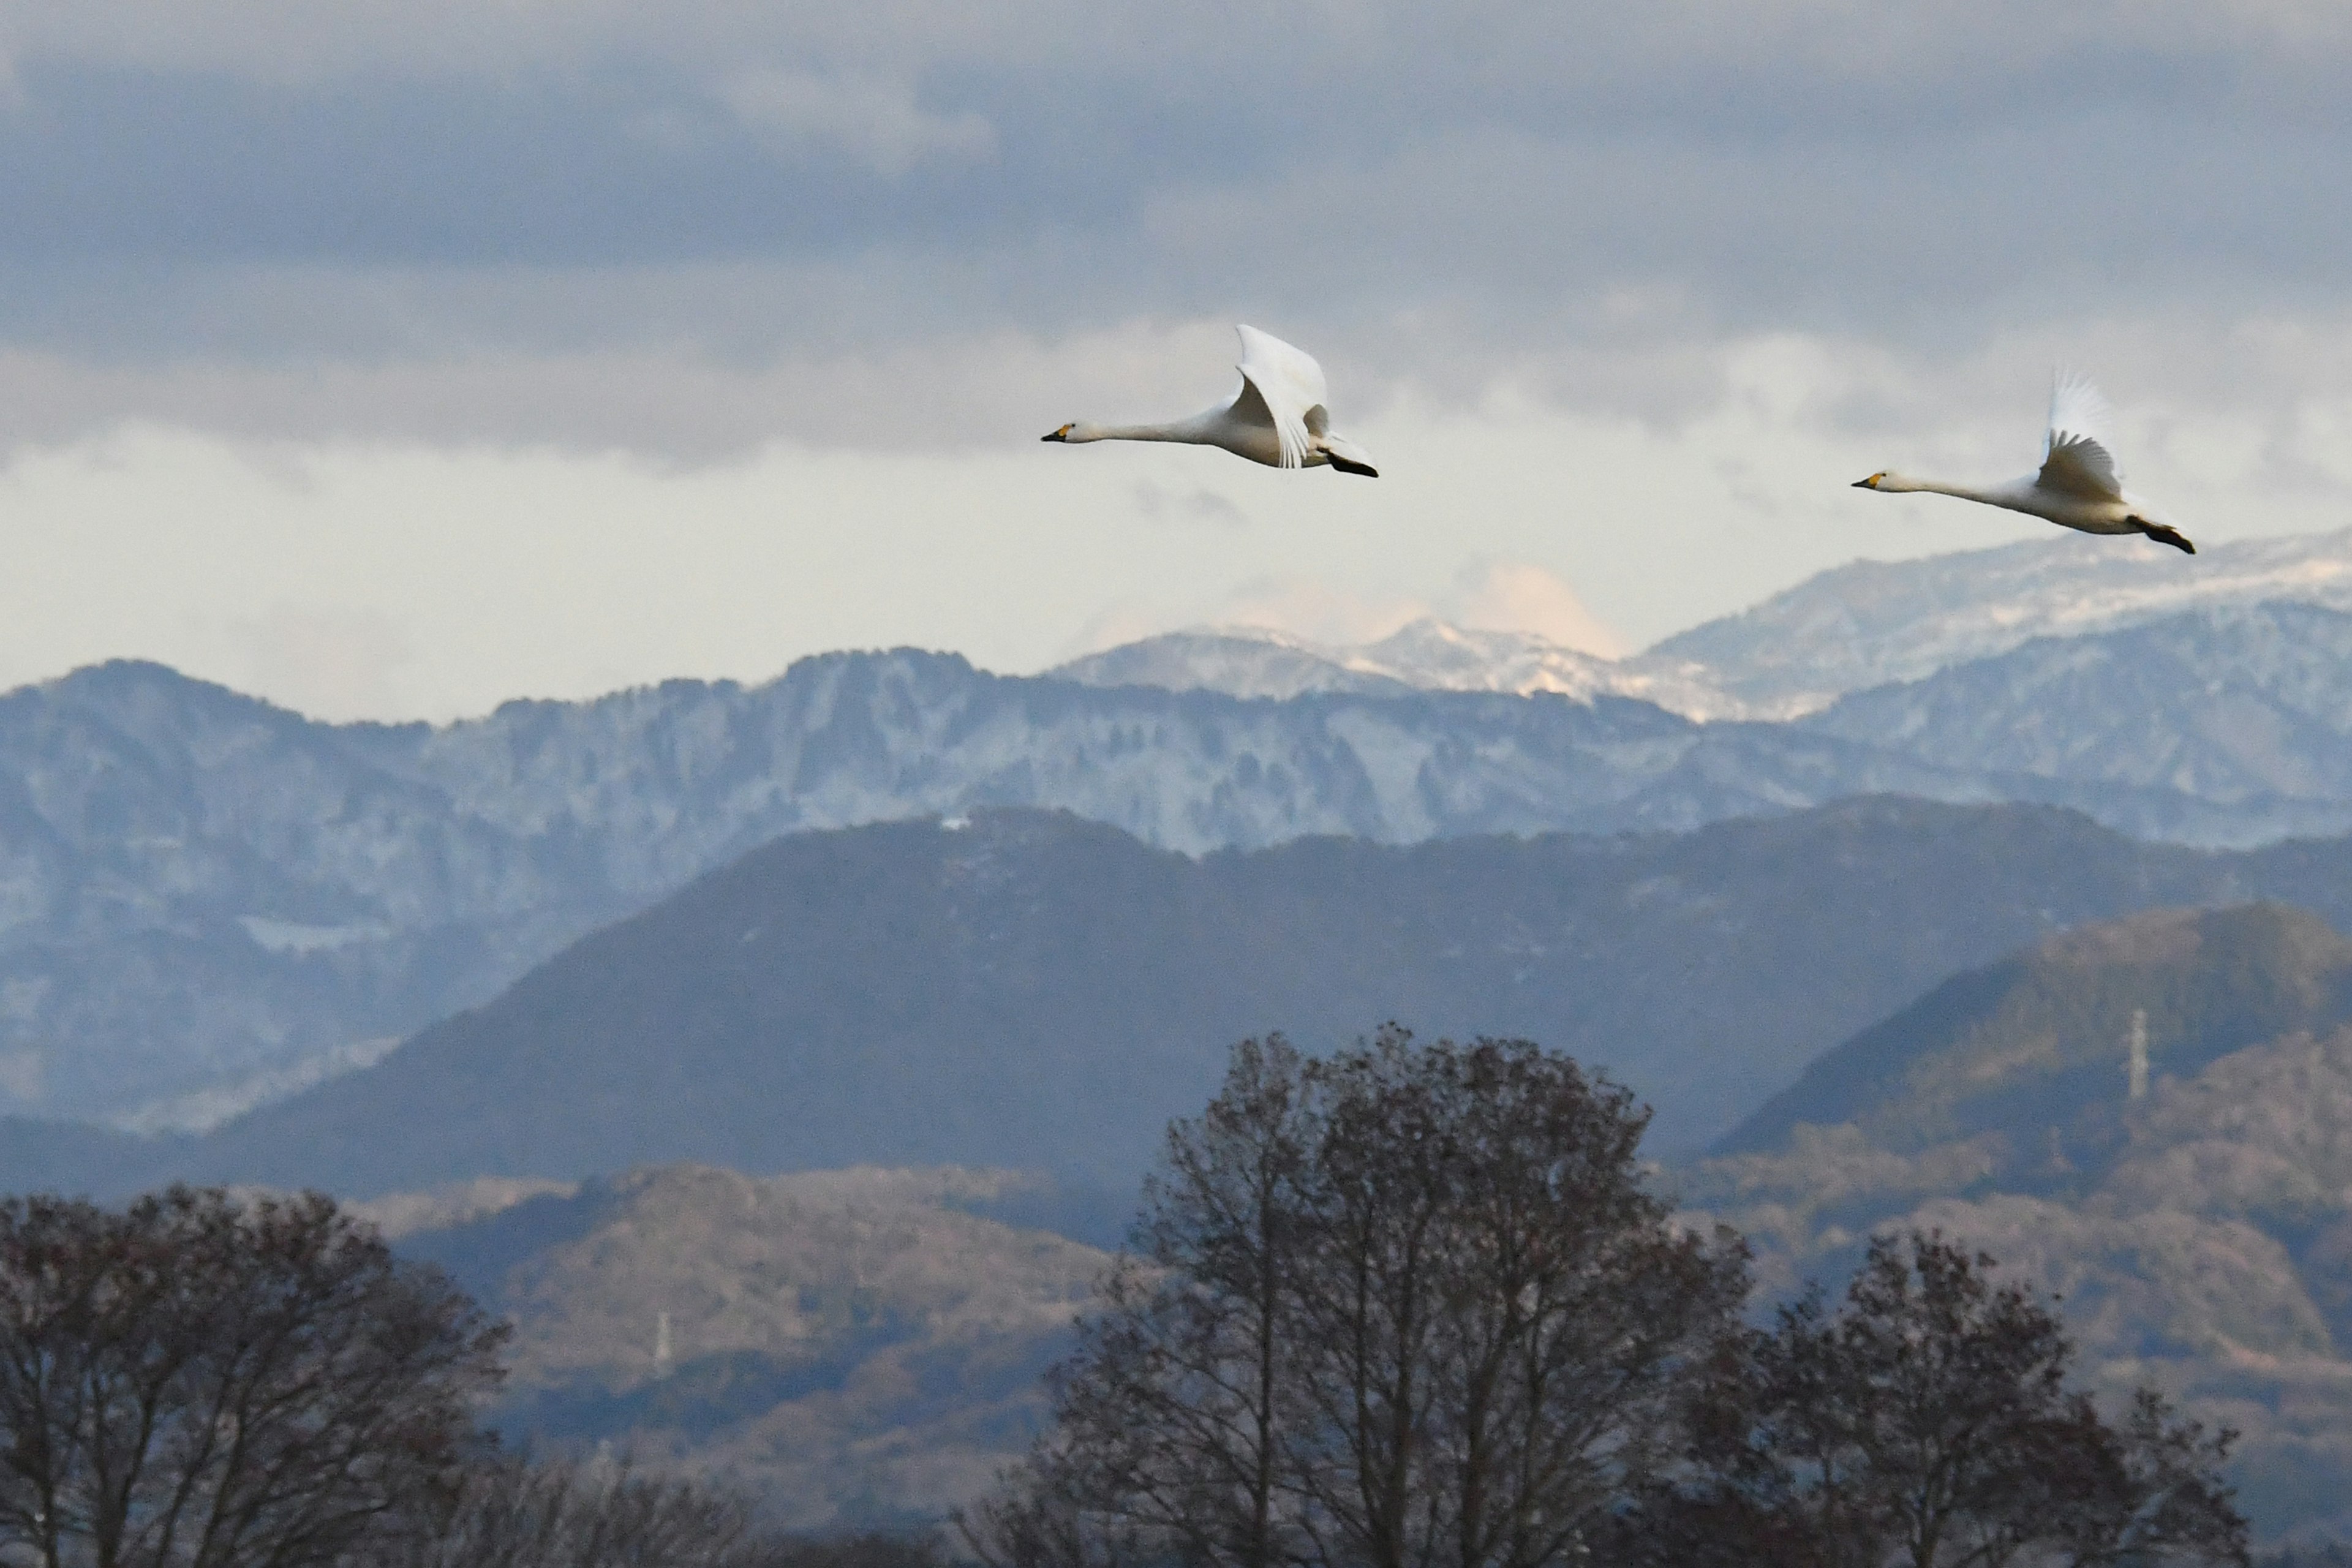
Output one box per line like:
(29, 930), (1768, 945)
(20, 657), (295, 722)
(1651, 525), (2352, 718)
(1050, 617), (1737, 717)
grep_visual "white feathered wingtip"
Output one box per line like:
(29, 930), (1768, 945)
(2045, 368), (2116, 458)
(1234, 323), (1321, 470)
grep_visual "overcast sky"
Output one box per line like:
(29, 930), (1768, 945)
(2, 1), (2349, 718)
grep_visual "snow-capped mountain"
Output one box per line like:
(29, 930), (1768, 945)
(1801, 601), (2352, 810)
(1053, 619), (1735, 717)
(1646, 525), (2352, 718)
(1046, 627), (1413, 699)
(1063, 528), (2352, 722)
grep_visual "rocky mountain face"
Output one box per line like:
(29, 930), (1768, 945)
(380, 1164), (1106, 1529)
(1684, 905), (2352, 1539)
(32, 799), (2352, 1202)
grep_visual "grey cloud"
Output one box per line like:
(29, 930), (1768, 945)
(0, 1), (2347, 452)
(717, 70), (998, 175)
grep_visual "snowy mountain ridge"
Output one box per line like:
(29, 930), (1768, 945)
(1652, 524), (2352, 717)
(1052, 619), (1735, 717)
(1061, 527), (2352, 721)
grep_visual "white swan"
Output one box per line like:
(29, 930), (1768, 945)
(1853, 374), (2193, 554)
(1042, 325), (1378, 476)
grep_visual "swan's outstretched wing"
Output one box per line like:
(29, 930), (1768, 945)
(1234, 325), (1327, 469)
(2038, 371), (2124, 500)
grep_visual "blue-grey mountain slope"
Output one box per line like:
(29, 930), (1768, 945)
(0, 654), (2072, 1129)
(10, 527), (2352, 1133)
(1802, 602), (2352, 831)
(21, 797), (2352, 1200)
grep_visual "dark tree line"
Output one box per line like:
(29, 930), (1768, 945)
(960, 1030), (2250, 1568)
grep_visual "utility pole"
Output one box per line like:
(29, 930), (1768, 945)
(2127, 1008), (2149, 1102)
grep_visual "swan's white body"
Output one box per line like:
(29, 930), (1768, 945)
(1853, 375), (2193, 554)
(1042, 325), (1378, 477)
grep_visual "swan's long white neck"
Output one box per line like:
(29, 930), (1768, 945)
(1872, 472), (2021, 507)
(1063, 413), (1217, 445)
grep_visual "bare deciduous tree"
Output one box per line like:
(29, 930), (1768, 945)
(961, 1027), (1747, 1568)
(386, 1450), (761, 1568)
(388, 1446), (948, 1568)
(1621, 1232), (2247, 1568)
(0, 1185), (508, 1568)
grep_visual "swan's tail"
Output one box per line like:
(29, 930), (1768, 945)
(1321, 433), (1379, 478)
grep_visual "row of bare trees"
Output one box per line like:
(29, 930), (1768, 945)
(386, 1450), (937, 1568)
(0, 1028), (2256, 1567)
(958, 1029), (2248, 1568)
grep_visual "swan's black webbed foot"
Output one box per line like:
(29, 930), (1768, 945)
(1327, 455), (1379, 477)
(2138, 521), (2195, 554)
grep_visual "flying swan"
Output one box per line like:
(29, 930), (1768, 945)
(1852, 374), (2193, 554)
(1042, 325), (1378, 476)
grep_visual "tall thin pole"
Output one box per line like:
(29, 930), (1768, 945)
(2127, 1009), (2149, 1102)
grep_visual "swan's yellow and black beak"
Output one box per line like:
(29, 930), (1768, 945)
(1041, 424), (1073, 443)
(1852, 473), (1883, 489)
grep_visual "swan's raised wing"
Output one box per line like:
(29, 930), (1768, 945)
(1234, 324), (1327, 470)
(2038, 371), (2124, 500)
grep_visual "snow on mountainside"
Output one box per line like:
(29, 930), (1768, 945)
(1046, 628), (1412, 699)
(1648, 525), (2352, 718)
(1053, 618), (1736, 717)
(1056, 529), (2352, 721)
(1802, 602), (2352, 820)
